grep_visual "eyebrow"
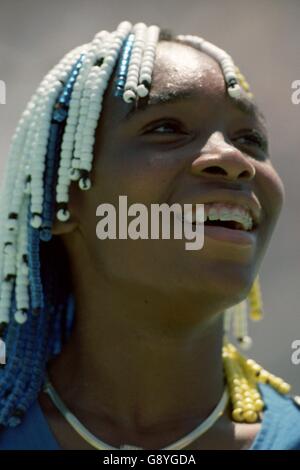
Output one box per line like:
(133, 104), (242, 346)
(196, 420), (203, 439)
(124, 88), (267, 128)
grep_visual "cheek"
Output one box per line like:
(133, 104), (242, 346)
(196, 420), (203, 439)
(256, 161), (285, 220)
(91, 142), (189, 206)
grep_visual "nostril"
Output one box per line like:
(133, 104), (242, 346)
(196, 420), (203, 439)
(202, 166), (227, 176)
(239, 170), (252, 179)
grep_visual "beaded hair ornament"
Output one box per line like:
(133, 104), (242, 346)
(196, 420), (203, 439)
(0, 21), (291, 427)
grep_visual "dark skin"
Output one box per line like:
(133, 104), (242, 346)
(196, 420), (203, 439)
(38, 40), (285, 449)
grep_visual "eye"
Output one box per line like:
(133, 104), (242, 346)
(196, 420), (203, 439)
(141, 119), (187, 135)
(234, 129), (268, 153)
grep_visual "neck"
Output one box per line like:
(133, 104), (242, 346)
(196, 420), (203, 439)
(47, 242), (226, 449)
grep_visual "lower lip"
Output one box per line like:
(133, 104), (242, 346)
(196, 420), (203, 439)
(203, 224), (257, 246)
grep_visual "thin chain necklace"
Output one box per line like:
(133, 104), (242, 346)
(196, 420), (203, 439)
(43, 377), (229, 450)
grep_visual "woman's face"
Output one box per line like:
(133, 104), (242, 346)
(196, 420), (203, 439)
(65, 40), (284, 310)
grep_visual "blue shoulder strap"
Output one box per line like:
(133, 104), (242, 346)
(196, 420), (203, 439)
(250, 383), (300, 450)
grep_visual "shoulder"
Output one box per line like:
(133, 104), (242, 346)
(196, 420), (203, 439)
(0, 400), (60, 450)
(251, 383), (300, 450)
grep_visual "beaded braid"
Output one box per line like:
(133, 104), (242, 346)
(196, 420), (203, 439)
(0, 21), (292, 428)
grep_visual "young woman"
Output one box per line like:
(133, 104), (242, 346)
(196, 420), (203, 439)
(0, 21), (299, 450)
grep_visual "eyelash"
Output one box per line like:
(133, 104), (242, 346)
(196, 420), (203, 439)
(234, 130), (268, 152)
(141, 121), (268, 155)
(141, 120), (186, 135)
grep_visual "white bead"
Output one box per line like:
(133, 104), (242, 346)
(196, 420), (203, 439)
(228, 84), (241, 98)
(57, 208), (70, 222)
(79, 177), (91, 191)
(225, 72), (237, 82)
(139, 75), (151, 85)
(137, 84), (149, 98)
(56, 193), (68, 204)
(141, 63), (155, 75)
(123, 89), (136, 103)
(125, 79), (138, 90)
(239, 336), (253, 350)
(21, 264), (29, 276)
(30, 214), (42, 229)
(15, 310), (28, 324)
(223, 66), (235, 75)
(79, 161), (92, 172)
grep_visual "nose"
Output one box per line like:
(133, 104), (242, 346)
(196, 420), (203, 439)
(191, 134), (256, 181)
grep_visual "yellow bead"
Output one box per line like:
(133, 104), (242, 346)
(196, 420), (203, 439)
(254, 399), (264, 411)
(250, 391), (261, 400)
(270, 376), (282, 387)
(279, 382), (291, 394)
(244, 410), (258, 423)
(233, 400), (244, 409)
(227, 344), (237, 354)
(240, 383), (249, 392)
(246, 359), (256, 367)
(258, 370), (269, 383)
(233, 393), (244, 402)
(232, 408), (244, 422)
(251, 310), (263, 321)
(243, 397), (253, 405)
(244, 403), (255, 411)
(250, 364), (262, 375)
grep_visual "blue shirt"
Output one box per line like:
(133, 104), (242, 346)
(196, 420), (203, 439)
(0, 383), (300, 450)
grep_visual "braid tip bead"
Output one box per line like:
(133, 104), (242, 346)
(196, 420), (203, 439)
(137, 83), (149, 98)
(14, 310), (28, 324)
(250, 309), (263, 322)
(238, 335), (253, 350)
(293, 396), (300, 407)
(40, 229), (52, 242)
(227, 83), (241, 98)
(57, 208), (71, 222)
(123, 89), (136, 103)
(30, 214), (42, 229)
(79, 177), (92, 191)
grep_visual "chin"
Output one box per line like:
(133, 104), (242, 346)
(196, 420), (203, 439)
(171, 257), (258, 307)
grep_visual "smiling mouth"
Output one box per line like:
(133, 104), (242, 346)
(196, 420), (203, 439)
(184, 202), (258, 233)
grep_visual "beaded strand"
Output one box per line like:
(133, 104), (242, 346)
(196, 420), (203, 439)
(137, 25), (160, 98)
(123, 23), (148, 103)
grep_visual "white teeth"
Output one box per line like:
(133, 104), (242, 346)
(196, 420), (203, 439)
(207, 207), (219, 221)
(206, 204), (253, 231)
(219, 209), (233, 221)
(182, 203), (254, 230)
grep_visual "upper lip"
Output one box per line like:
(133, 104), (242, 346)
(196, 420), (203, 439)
(181, 189), (262, 226)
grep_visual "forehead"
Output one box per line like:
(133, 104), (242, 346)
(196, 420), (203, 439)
(150, 40), (226, 100)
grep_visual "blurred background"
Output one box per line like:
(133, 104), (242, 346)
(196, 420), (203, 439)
(0, 0), (299, 389)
